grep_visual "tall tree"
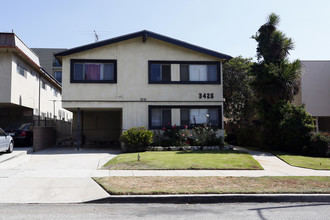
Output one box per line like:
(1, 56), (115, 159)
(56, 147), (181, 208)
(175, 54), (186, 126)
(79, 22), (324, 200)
(251, 13), (314, 152)
(223, 56), (254, 126)
(251, 13), (301, 106)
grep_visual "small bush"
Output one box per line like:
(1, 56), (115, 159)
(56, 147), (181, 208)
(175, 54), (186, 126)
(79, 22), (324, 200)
(120, 127), (153, 152)
(308, 133), (330, 157)
(192, 124), (224, 147)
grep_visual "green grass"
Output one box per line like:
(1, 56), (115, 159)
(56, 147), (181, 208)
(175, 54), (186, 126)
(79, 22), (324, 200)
(103, 150), (263, 170)
(272, 152), (330, 170)
(242, 146), (330, 170)
(94, 176), (330, 195)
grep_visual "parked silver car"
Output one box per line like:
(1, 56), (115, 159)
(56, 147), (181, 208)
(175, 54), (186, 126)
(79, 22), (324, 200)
(0, 128), (14, 153)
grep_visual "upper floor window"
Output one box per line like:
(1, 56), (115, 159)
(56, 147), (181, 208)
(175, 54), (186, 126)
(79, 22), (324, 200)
(54, 71), (62, 83)
(149, 61), (220, 84)
(42, 81), (46, 90)
(53, 57), (62, 67)
(150, 64), (171, 82)
(17, 64), (26, 77)
(70, 59), (117, 83)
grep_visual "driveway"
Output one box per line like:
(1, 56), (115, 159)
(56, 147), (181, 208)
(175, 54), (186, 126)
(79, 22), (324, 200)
(0, 146), (120, 203)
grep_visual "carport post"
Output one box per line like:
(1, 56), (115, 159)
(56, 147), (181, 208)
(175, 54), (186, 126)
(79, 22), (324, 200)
(77, 108), (80, 151)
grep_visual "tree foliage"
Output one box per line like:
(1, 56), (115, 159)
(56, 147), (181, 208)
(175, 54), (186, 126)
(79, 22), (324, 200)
(250, 13), (315, 152)
(223, 56), (255, 125)
(251, 13), (301, 106)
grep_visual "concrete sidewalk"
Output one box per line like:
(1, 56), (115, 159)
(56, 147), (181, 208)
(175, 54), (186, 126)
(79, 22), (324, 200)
(0, 146), (328, 203)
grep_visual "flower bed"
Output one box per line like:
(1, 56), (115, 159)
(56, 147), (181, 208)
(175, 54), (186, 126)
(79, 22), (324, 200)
(146, 145), (233, 151)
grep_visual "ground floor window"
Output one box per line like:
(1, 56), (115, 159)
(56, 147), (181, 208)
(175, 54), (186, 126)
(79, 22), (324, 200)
(149, 105), (222, 129)
(151, 108), (171, 127)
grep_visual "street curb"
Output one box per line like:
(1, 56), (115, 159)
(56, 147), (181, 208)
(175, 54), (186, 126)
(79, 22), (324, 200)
(0, 147), (33, 164)
(84, 194), (330, 204)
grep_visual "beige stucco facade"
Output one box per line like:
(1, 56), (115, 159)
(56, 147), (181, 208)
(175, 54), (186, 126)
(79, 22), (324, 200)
(59, 32), (229, 143)
(0, 33), (72, 127)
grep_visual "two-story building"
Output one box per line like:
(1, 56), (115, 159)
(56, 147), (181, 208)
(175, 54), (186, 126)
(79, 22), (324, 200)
(55, 30), (231, 147)
(0, 33), (72, 128)
(294, 60), (330, 133)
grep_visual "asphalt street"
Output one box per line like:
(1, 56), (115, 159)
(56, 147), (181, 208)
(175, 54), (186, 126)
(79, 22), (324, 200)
(0, 203), (329, 220)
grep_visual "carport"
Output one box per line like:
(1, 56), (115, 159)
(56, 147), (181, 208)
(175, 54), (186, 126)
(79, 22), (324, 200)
(0, 104), (33, 128)
(73, 108), (122, 149)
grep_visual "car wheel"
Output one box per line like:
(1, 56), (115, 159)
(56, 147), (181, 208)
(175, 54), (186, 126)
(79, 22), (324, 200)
(6, 141), (13, 153)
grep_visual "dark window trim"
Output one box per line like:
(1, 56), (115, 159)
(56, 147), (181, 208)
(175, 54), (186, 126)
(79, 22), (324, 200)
(148, 105), (222, 130)
(70, 59), (117, 83)
(148, 61), (221, 84)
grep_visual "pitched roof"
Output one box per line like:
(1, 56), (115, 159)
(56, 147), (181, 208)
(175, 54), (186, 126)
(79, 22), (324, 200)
(55, 30), (232, 60)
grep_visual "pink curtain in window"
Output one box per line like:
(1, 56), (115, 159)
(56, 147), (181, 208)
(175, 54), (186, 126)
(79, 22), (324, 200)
(86, 64), (100, 80)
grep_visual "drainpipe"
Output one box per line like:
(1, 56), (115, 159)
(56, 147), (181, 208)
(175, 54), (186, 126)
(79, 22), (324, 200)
(315, 116), (319, 133)
(77, 108), (80, 151)
(38, 75), (41, 126)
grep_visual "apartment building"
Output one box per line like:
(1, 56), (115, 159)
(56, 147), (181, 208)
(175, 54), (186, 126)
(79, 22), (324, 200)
(0, 33), (72, 128)
(56, 30), (231, 147)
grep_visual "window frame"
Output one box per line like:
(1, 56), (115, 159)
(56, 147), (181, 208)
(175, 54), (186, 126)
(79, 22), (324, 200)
(70, 59), (117, 83)
(17, 64), (26, 77)
(148, 105), (222, 129)
(54, 71), (62, 83)
(148, 61), (221, 84)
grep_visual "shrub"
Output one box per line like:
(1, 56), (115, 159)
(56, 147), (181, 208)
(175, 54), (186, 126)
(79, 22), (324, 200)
(152, 124), (224, 147)
(260, 101), (315, 153)
(120, 127), (153, 152)
(192, 124), (224, 147)
(152, 125), (192, 147)
(236, 126), (261, 147)
(308, 133), (330, 157)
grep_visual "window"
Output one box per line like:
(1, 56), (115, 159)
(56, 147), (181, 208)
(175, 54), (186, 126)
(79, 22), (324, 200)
(150, 108), (171, 127)
(0, 128), (5, 136)
(53, 57), (62, 67)
(149, 106), (222, 129)
(149, 61), (220, 84)
(150, 64), (171, 82)
(42, 81), (46, 90)
(70, 59), (116, 83)
(180, 64), (218, 82)
(180, 108), (219, 126)
(54, 71), (62, 83)
(17, 64), (26, 76)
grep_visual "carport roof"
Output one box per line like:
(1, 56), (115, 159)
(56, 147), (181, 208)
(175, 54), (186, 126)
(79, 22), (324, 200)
(55, 30), (232, 60)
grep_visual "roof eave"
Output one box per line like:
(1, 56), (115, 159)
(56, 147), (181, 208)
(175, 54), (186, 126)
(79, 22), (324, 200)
(55, 30), (232, 60)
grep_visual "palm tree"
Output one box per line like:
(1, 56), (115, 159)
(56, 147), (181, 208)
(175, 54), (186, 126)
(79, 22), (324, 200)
(251, 13), (301, 105)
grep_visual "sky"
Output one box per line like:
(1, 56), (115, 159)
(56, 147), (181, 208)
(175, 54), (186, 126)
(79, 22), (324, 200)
(1, 0), (329, 61)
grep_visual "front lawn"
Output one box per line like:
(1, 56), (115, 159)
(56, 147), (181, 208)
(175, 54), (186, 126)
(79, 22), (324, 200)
(272, 152), (330, 170)
(102, 150), (263, 170)
(94, 176), (330, 195)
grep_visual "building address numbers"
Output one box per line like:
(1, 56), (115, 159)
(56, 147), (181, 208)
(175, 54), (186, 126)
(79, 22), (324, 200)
(199, 93), (214, 99)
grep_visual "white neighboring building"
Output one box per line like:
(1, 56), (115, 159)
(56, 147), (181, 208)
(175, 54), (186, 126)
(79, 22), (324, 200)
(55, 30), (232, 147)
(0, 33), (72, 127)
(294, 61), (330, 132)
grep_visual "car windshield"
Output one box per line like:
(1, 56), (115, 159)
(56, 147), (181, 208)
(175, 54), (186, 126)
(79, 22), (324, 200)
(5, 123), (29, 130)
